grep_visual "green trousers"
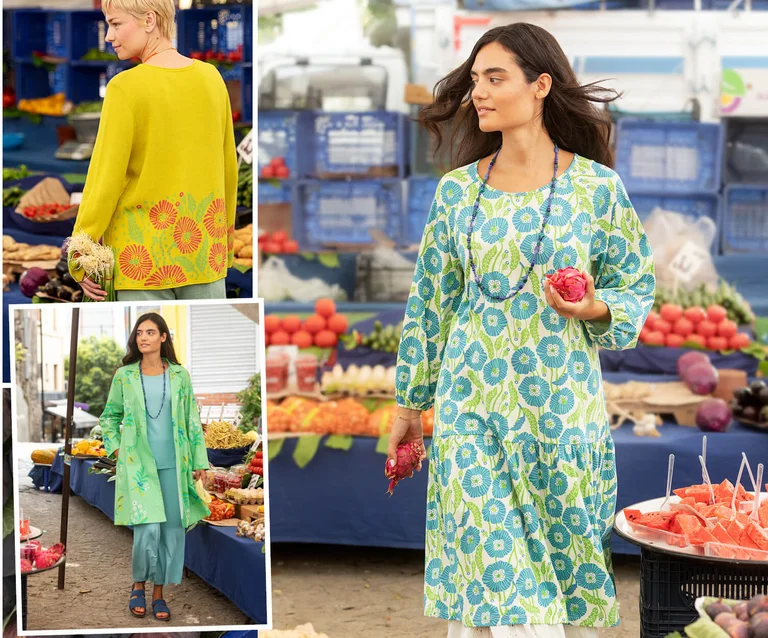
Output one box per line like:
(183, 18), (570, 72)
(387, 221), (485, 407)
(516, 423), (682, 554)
(117, 278), (226, 301)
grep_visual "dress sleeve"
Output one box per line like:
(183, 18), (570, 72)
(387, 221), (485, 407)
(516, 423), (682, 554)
(222, 90), (239, 268)
(68, 81), (134, 282)
(184, 371), (210, 470)
(585, 177), (656, 351)
(395, 179), (464, 411)
(99, 369), (124, 457)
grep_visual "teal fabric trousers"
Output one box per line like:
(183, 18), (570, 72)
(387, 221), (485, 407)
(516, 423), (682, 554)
(132, 468), (184, 585)
(117, 278), (225, 301)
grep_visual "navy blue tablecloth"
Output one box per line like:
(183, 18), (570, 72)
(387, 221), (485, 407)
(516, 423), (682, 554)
(208, 446), (250, 468)
(3, 117), (90, 174)
(268, 417), (768, 556)
(600, 343), (759, 376)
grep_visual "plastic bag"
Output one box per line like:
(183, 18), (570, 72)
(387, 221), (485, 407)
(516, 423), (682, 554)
(194, 479), (212, 505)
(642, 207), (719, 293)
(258, 256), (346, 302)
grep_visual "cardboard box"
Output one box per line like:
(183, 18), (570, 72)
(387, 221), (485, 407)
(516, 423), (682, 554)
(404, 83), (433, 106)
(238, 504), (265, 520)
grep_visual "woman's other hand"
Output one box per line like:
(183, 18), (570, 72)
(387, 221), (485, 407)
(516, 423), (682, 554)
(193, 469), (207, 483)
(387, 408), (427, 474)
(80, 276), (107, 301)
(114, 449), (119, 460)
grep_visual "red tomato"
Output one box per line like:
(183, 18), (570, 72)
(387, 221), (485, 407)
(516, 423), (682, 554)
(673, 318), (694, 338)
(665, 334), (685, 348)
(271, 231), (288, 244)
(281, 316), (303, 334)
(190, 51), (205, 60)
(274, 166), (290, 179)
(646, 311), (661, 328)
(216, 52), (226, 62)
(232, 110), (241, 122)
(258, 233), (270, 246)
(645, 331), (666, 346)
(283, 240), (299, 253)
(264, 315), (281, 334)
(685, 334), (707, 349)
(660, 304), (684, 324)
(707, 336), (728, 351)
(683, 306), (706, 324)
(654, 319), (672, 336)
(261, 166), (275, 179)
(639, 327), (652, 344)
(729, 333), (751, 350)
(270, 331), (290, 346)
(716, 319), (738, 339)
(263, 242), (282, 253)
(270, 157), (286, 167)
(696, 320), (717, 339)
(706, 304), (728, 324)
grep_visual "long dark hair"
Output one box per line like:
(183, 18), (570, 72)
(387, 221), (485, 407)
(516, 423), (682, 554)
(419, 22), (621, 170)
(122, 312), (181, 367)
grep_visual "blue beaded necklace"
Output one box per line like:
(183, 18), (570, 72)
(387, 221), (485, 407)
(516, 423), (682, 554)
(468, 143), (559, 303)
(140, 359), (167, 419)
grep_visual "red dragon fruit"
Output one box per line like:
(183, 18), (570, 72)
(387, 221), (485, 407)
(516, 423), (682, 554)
(545, 267), (588, 303)
(47, 543), (65, 559)
(34, 550), (59, 569)
(20, 559), (33, 574)
(384, 442), (424, 495)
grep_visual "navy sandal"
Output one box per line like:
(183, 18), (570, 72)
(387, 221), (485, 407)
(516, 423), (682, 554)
(129, 589), (146, 618)
(152, 598), (171, 622)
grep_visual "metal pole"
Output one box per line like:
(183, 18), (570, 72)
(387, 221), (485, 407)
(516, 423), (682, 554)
(57, 307), (80, 590)
(39, 310), (46, 442)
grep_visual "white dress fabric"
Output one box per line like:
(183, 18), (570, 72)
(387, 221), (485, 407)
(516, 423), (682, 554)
(447, 620), (599, 638)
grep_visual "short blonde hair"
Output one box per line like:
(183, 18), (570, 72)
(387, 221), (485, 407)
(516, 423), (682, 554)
(103, 0), (176, 40)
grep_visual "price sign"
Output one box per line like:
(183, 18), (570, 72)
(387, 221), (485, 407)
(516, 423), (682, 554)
(236, 130), (253, 165)
(668, 241), (708, 284)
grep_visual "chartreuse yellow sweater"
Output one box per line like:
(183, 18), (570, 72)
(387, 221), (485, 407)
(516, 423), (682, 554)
(69, 60), (239, 290)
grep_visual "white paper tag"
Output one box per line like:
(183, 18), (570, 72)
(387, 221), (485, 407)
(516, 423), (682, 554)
(236, 130), (253, 165)
(668, 241), (708, 284)
(70, 192), (83, 205)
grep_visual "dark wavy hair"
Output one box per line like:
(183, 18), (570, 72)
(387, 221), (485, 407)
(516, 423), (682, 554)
(418, 22), (621, 171)
(122, 312), (180, 367)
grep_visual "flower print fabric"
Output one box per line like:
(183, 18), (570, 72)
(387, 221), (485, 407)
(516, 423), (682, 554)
(395, 155), (655, 628)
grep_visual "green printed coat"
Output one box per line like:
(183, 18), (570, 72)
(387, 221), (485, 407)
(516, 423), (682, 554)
(100, 360), (211, 527)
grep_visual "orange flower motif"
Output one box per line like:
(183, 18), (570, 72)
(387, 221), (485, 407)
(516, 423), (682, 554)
(145, 265), (187, 287)
(209, 243), (227, 273)
(203, 198), (227, 238)
(227, 224), (235, 253)
(149, 200), (177, 230)
(173, 217), (202, 254)
(118, 244), (153, 281)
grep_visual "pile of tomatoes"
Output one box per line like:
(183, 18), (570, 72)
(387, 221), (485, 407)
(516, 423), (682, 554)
(21, 203), (70, 219)
(258, 230), (299, 254)
(189, 45), (243, 63)
(260, 157), (290, 179)
(639, 303), (752, 351)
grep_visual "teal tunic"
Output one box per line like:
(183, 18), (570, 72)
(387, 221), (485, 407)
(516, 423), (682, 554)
(144, 370), (177, 470)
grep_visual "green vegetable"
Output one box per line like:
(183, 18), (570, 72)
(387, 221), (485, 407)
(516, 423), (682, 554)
(70, 101), (103, 115)
(80, 48), (118, 62)
(3, 165), (29, 182)
(237, 162), (253, 208)
(3, 186), (25, 208)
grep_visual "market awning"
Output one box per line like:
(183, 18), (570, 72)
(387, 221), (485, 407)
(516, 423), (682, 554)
(45, 405), (99, 426)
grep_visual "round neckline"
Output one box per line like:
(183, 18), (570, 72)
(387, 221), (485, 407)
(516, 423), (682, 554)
(140, 360), (168, 377)
(140, 58), (197, 72)
(471, 152), (580, 197)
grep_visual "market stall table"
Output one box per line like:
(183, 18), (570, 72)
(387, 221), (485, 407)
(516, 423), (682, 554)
(3, 117), (90, 175)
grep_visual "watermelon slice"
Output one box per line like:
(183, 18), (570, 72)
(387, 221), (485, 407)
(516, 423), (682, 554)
(746, 521), (768, 550)
(687, 526), (717, 545)
(739, 526), (761, 550)
(709, 505), (735, 521)
(673, 488), (689, 499)
(680, 497), (697, 508)
(711, 522), (739, 546)
(669, 516), (685, 536)
(727, 519), (744, 540)
(676, 514), (705, 538)
(714, 479), (735, 502)
(637, 511), (677, 531)
(687, 486), (713, 504)
(759, 505), (768, 528)
(623, 508), (643, 523)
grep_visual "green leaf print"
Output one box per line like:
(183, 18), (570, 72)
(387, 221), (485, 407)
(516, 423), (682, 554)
(453, 479), (463, 511)
(468, 502), (483, 527)
(487, 385), (499, 407)
(520, 599), (539, 614)
(482, 245), (499, 273)
(582, 591), (603, 607)
(467, 370), (482, 390)
(573, 387), (588, 402)
(425, 587), (439, 602)
(134, 468), (149, 492)
(523, 408), (539, 437)
(576, 242), (587, 264)
(529, 317), (540, 345)
(620, 216), (634, 242)
(529, 271), (541, 297)
(195, 236), (210, 273)
(508, 241), (521, 271)
(567, 409), (582, 425)
(562, 464), (579, 479)
(584, 535), (594, 563)
(544, 606), (557, 624)
(186, 193), (198, 217)
(127, 214), (144, 244)
(606, 179), (615, 194)
(463, 614), (472, 627)
(521, 190), (535, 207)
(196, 193), (215, 218)
(176, 255), (196, 273)
(479, 330), (495, 357)
(116, 494), (125, 513)
(413, 363), (426, 387)
(152, 236), (164, 266)
(507, 381), (519, 407)
(586, 608), (599, 625)
(596, 219), (615, 233)
(519, 328), (530, 345)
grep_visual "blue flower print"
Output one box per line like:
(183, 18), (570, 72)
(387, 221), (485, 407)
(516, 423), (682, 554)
(440, 568), (457, 595)
(567, 596), (588, 621)
(550, 388), (575, 415)
(547, 523), (571, 550)
(481, 271), (510, 299)
(549, 470), (569, 497)
(554, 247), (578, 270)
(417, 277), (434, 301)
(473, 604), (500, 627)
(512, 207), (540, 233)
(590, 229), (607, 255)
(426, 500), (439, 531)
(640, 233), (652, 257)
(445, 547), (459, 574)
(604, 575), (616, 597)
(441, 271), (461, 296)
(538, 412), (564, 439)
(600, 496), (616, 525)
(440, 457), (452, 488)
(492, 472), (512, 499)
(588, 370), (600, 396)
(486, 412), (509, 439)
(564, 506), (589, 536)
(398, 336), (424, 365)
(575, 563), (607, 591)
(502, 607), (528, 625)
(460, 526), (481, 554)
(516, 568), (537, 598)
(438, 370), (452, 395)
(407, 385), (430, 405)
(623, 252), (642, 276)
(605, 234), (628, 266)
(562, 427), (586, 448)
(537, 336), (567, 369)
(465, 342), (488, 371)
(528, 464), (550, 490)
(552, 552), (574, 581)
(634, 273), (656, 296)
(395, 365), (411, 390)
(405, 296), (425, 319)
(545, 198), (572, 227)
(520, 234), (555, 265)
(426, 558), (442, 586)
(455, 443), (477, 469)
(482, 499), (506, 525)
(504, 509), (525, 539)
(601, 451), (616, 482)
(483, 562), (515, 593)
(482, 307), (508, 336)
(462, 466), (491, 498)
(423, 247), (443, 275)
(484, 530), (513, 559)
(466, 579), (485, 606)
(483, 358), (508, 385)
(521, 504), (539, 534)
(593, 185), (611, 218)
(527, 538), (546, 562)
(520, 376), (551, 408)
(439, 400), (459, 425)
(420, 307), (440, 341)
(444, 512), (457, 543)
(458, 206), (486, 235)
(433, 220), (450, 251)
(515, 432), (539, 463)
(572, 212), (592, 243)
(540, 306), (567, 333)
(478, 431), (501, 457)
(446, 329), (467, 359)
(546, 494), (563, 518)
(450, 376), (472, 402)
(567, 351), (591, 383)
(511, 292), (538, 320)
(508, 453), (521, 480)
(538, 582), (558, 608)
(511, 347), (537, 374)
(427, 341), (438, 363)
(481, 217), (509, 244)
(456, 412), (486, 436)
(441, 179), (463, 205)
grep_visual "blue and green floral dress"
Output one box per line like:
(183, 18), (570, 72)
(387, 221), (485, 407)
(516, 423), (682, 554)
(394, 154), (655, 629)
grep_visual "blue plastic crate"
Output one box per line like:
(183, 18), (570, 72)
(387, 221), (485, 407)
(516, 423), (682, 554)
(241, 64), (252, 123)
(410, 116), (452, 177)
(69, 65), (107, 104)
(258, 110), (310, 179)
(312, 111), (407, 178)
(69, 11), (112, 61)
(615, 119), (723, 194)
(12, 10), (47, 59)
(45, 12), (68, 58)
(405, 177), (440, 245)
(721, 186), (768, 254)
(176, 6), (247, 55)
(14, 61), (68, 101)
(258, 180), (293, 205)
(295, 180), (403, 248)
(242, 5), (252, 62)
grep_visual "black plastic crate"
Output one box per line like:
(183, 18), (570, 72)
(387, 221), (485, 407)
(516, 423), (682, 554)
(639, 548), (768, 638)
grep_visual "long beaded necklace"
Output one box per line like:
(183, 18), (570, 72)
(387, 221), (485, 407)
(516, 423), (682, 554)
(467, 143), (560, 303)
(140, 359), (167, 419)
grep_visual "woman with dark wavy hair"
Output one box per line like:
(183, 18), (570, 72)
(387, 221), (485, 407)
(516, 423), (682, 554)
(100, 312), (210, 621)
(388, 23), (655, 637)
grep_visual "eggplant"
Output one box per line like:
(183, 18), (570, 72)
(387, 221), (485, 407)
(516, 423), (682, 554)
(58, 285), (75, 301)
(71, 289), (83, 303)
(61, 272), (77, 288)
(55, 259), (69, 279)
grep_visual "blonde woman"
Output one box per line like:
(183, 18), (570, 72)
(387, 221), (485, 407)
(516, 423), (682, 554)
(68, 0), (240, 302)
